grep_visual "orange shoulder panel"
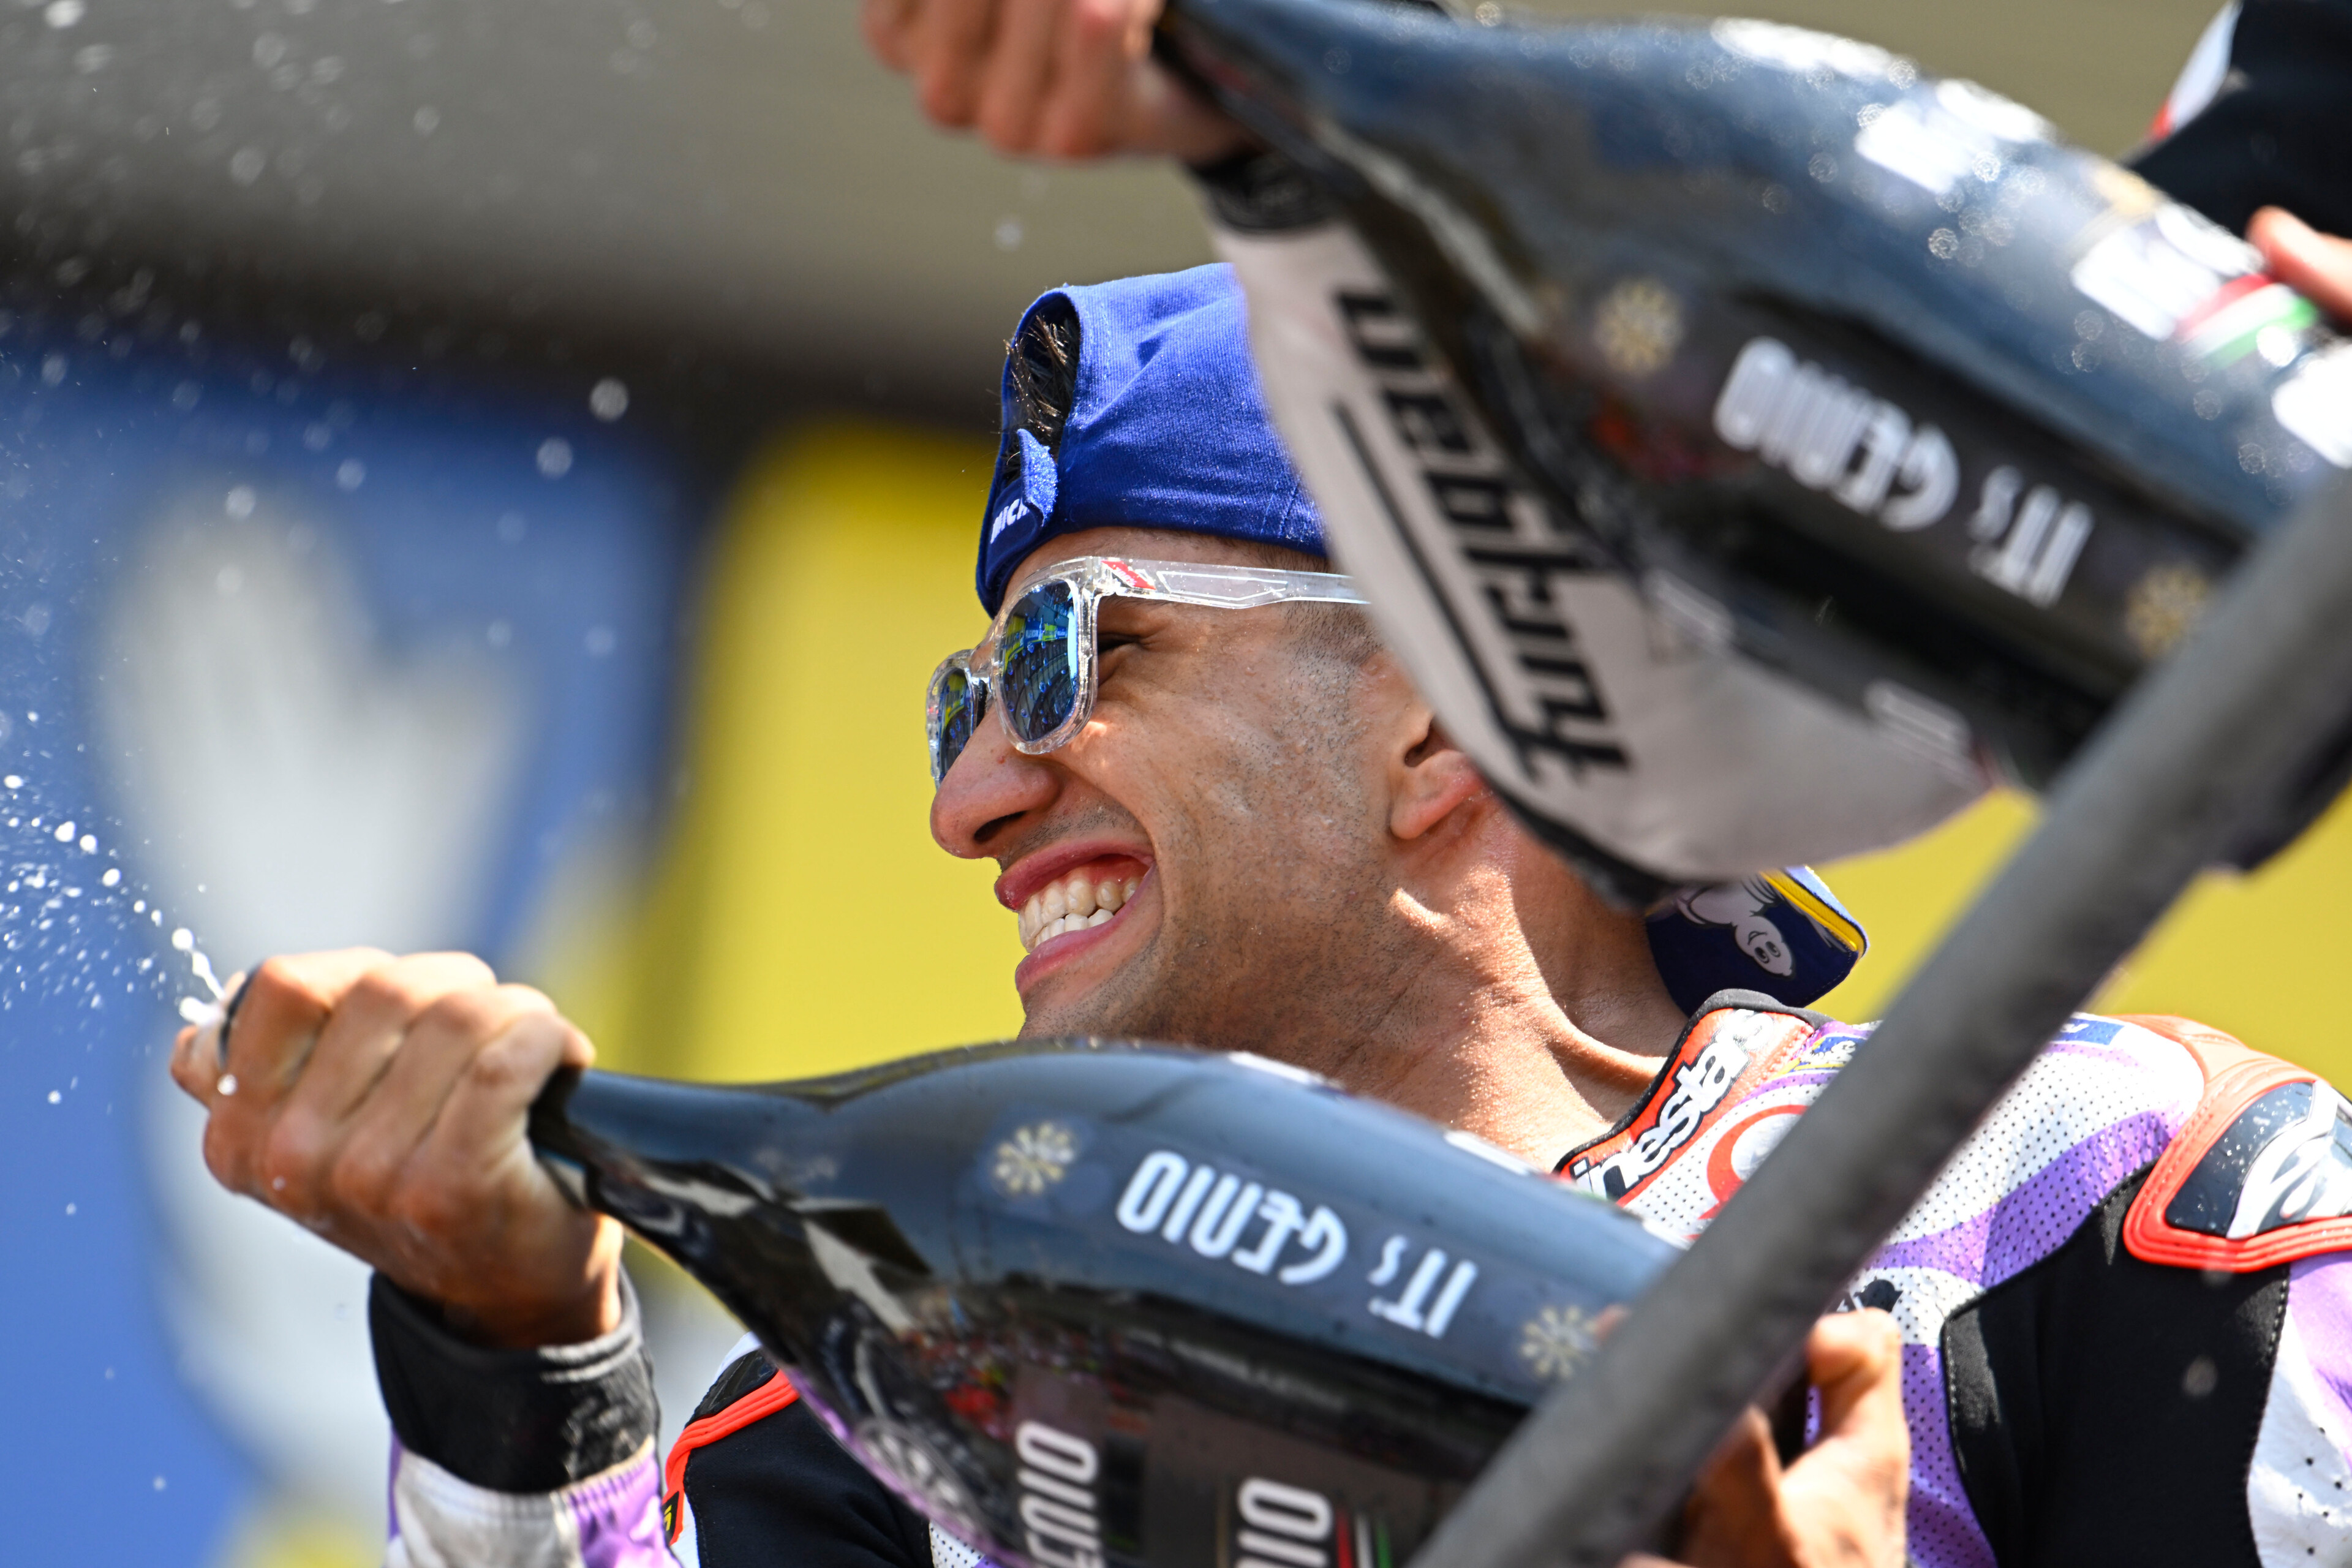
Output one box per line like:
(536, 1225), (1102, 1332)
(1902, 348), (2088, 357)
(2117, 1014), (2352, 1273)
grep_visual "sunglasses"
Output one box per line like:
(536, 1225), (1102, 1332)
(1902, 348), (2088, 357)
(926, 555), (1370, 786)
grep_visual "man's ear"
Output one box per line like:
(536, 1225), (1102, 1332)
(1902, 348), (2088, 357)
(1389, 702), (1489, 842)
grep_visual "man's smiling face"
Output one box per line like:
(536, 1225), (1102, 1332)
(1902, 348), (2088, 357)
(930, 525), (1412, 1057)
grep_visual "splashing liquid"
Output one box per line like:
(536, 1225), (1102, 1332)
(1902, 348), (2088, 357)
(1, 771), (228, 1032)
(172, 927), (227, 1028)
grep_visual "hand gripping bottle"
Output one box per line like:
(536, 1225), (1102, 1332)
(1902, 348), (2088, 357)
(1157, 0), (2352, 900)
(530, 1039), (1679, 1568)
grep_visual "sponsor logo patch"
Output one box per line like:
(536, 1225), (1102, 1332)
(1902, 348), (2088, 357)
(1569, 1011), (1764, 1200)
(1115, 1150), (1350, 1284)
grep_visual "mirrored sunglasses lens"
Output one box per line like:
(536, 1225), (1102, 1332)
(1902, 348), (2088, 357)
(999, 582), (1079, 746)
(928, 664), (984, 783)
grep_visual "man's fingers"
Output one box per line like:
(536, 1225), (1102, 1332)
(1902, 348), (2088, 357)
(313, 983), (560, 1226)
(191, 948), (394, 1191)
(203, 949), (487, 1207)
(1120, 62), (1254, 164)
(859, 0), (920, 70)
(973, 0), (1064, 152)
(1676, 1406), (1789, 1568)
(410, 1008), (592, 1194)
(2251, 206), (2352, 323)
(1774, 1311), (1909, 1568)
(216, 948), (398, 1098)
(1806, 1308), (1905, 1451)
(276, 952), (499, 1122)
(1034, 0), (1147, 157)
(910, 0), (1003, 129)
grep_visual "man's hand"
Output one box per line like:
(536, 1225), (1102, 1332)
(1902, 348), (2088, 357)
(167, 949), (623, 1350)
(2250, 207), (2352, 324)
(1629, 1310), (1910, 1568)
(859, 0), (1247, 162)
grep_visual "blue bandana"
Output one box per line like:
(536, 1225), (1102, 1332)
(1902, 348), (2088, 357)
(977, 265), (1322, 615)
(973, 266), (1868, 1016)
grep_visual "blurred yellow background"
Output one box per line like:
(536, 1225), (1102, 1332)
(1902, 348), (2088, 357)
(546, 423), (2352, 1098)
(536, 424), (1027, 1085)
(1813, 787), (2352, 1085)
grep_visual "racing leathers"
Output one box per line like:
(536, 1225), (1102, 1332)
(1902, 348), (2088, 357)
(372, 1000), (2352, 1568)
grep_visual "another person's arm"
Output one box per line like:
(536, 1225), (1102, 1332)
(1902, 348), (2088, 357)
(858, 0), (1240, 160)
(2250, 205), (2352, 320)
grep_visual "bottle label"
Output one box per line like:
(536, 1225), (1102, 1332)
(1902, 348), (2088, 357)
(1209, 214), (1988, 882)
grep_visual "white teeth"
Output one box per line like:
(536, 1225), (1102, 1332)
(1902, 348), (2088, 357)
(1019, 865), (1143, 952)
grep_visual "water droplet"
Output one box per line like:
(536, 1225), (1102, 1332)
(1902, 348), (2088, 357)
(102, 869), (119, 886)
(43, 0), (83, 28)
(589, 378), (628, 421)
(993, 217), (1023, 252)
(584, 624), (616, 657)
(229, 146), (266, 186)
(47, 1090), (59, 1103)
(78, 834), (94, 853)
(2, 775), (18, 788)
(496, 511), (527, 543)
(64, 1202), (75, 1214)
(224, 485), (256, 518)
(40, 354), (66, 386)
(152, 1475), (166, 1491)
(53, 820), (74, 841)
(413, 106), (440, 135)
(170, 927), (193, 951)
(537, 438), (573, 478)
(486, 619), (512, 649)
(216, 1074), (238, 1096)
(335, 459), (365, 491)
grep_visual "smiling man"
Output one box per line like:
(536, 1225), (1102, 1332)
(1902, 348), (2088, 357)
(175, 252), (2352, 1568)
(168, 268), (1916, 1568)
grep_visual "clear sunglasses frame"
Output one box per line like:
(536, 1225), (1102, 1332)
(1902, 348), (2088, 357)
(926, 555), (1370, 785)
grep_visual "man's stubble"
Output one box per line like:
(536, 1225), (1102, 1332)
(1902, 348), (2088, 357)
(1018, 643), (1417, 1083)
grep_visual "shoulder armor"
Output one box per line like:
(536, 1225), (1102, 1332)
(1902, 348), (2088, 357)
(2120, 1015), (2352, 1273)
(662, 1346), (801, 1544)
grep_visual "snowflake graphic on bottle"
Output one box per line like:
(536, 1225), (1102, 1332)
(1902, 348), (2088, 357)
(991, 1121), (1080, 1197)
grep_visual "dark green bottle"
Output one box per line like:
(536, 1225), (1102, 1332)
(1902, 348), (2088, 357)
(1159, 0), (2350, 899)
(530, 1039), (1675, 1568)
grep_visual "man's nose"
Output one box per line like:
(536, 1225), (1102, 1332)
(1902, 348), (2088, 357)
(930, 709), (1060, 858)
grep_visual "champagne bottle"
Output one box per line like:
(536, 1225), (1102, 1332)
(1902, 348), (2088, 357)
(528, 1038), (1676, 1568)
(1158, 0), (2352, 897)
